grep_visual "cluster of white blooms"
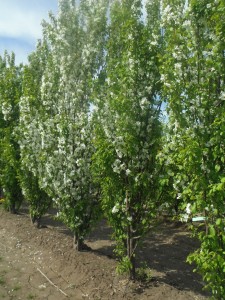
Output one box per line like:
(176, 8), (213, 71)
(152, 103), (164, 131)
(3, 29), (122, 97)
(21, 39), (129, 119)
(220, 91), (225, 101)
(112, 205), (119, 214)
(1, 101), (12, 121)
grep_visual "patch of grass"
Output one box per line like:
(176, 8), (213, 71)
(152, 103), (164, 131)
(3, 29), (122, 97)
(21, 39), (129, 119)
(12, 284), (21, 291)
(0, 256), (3, 262)
(0, 275), (5, 285)
(136, 263), (152, 283)
(27, 293), (37, 299)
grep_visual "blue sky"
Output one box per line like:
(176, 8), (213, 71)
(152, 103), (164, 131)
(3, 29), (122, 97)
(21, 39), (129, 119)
(0, 0), (58, 64)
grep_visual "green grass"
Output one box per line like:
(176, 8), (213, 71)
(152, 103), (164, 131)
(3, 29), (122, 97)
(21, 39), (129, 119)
(0, 275), (5, 285)
(27, 293), (37, 299)
(12, 284), (21, 291)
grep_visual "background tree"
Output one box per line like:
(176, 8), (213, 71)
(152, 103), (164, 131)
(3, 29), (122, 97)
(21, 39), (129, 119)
(0, 52), (23, 213)
(18, 40), (52, 227)
(93, 0), (162, 279)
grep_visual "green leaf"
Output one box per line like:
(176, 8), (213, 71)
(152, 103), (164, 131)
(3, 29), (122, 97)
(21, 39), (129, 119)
(216, 218), (222, 226)
(215, 164), (221, 172)
(209, 226), (216, 237)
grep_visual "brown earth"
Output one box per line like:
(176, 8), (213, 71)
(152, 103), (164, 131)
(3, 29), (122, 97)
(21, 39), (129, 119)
(0, 204), (211, 300)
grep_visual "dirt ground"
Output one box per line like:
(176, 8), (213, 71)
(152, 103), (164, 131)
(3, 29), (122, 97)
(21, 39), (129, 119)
(0, 204), (210, 300)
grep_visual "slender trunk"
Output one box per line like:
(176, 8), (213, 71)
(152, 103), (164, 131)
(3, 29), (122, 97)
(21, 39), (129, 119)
(73, 232), (84, 251)
(76, 238), (83, 251)
(204, 209), (208, 235)
(9, 202), (16, 214)
(129, 235), (136, 280)
(73, 233), (78, 249)
(31, 214), (41, 228)
(203, 188), (208, 235)
(126, 190), (136, 280)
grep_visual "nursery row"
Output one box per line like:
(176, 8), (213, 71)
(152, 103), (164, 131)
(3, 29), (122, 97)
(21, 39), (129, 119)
(0, 0), (224, 297)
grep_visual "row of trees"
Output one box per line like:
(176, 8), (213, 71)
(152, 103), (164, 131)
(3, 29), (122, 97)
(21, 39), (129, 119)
(0, 0), (224, 295)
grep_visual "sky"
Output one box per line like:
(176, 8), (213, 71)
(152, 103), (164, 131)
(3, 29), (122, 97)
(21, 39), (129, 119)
(0, 0), (58, 65)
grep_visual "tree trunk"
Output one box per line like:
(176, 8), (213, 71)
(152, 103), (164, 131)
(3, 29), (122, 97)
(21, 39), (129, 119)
(203, 190), (208, 235)
(9, 202), (16, 214)
(73, 233), (84, 251)
(126, 190), (136, 280)
(31, 214), (41, 228)
(204, 208), (209, 235)
(127, 225), (136, 281)
(127, 221), (136, 280)
(129, 237), (136, 280)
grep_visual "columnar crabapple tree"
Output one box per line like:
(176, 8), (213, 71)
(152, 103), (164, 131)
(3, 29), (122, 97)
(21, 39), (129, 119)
(0, 52), (23, 213)
(39, 0), (108, 250)
(93, 0), (162, 279)
(18, 41), (52, 227)
(160, 0), (225, 296)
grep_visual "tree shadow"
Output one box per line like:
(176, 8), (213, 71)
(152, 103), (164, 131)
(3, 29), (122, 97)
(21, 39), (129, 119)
(134, 222), (210, 297)
(29, 206), (210, 297)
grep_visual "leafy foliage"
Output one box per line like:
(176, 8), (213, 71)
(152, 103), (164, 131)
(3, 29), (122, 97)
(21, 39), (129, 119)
(36, 0), (108, 248)
(160, 0), (225, 296)
(18, 41), (52, 226)
(0, 52), (23, 213)
(93, 0), (162, 279)
(1, 0), (225, 291)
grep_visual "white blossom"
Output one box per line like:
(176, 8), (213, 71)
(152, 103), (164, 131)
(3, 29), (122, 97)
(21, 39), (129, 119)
(112, 205), (119, 214)
(186, 203), (191, 215)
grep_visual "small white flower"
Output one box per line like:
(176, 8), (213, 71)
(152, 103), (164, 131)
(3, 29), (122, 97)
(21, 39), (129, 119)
(186, 203), (191, 215)
(174, 63), (182, 70)
(161, 74), (166, 82)
(180, 214), (189, 223)
(220, 91), (225, 100)
(177, 193), (182, 199)
(183, 20), (191, 27)
(126, 169), (131, 176)
(140, 97), (148, 106)
(112, 206), (119, 214)
(150, 40), (157, 46)
(128, 58), (134, 66)
(106, 77), (110, 85)
(116, 149), (123, 158)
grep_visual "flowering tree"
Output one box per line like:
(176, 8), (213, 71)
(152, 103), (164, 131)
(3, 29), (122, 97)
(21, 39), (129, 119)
(160, 0), (225, 296)
(93, 0), (162, 279)
(38, 0), (108, 250)
(18, 41), (52, 227)
(0, 52), (23, 213)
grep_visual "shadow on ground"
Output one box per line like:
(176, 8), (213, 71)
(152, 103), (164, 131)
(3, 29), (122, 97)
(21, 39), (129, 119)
(22, 203), (210, 298)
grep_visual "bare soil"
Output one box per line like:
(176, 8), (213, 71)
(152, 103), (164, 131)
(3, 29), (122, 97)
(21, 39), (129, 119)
(0, 204), (210, 300)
